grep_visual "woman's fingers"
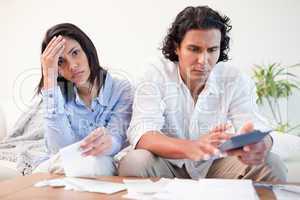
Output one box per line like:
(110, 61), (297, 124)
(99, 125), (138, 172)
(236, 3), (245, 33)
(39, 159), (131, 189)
(81, 135), (112, 156)
(43, 36), (63, 57)
(80, 128), (105, 148)
(43, 36), (57, 56)
(48, 38), (65, 58)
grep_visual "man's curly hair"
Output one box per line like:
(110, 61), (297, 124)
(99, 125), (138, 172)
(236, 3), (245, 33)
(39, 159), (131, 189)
(162, 6), (232, 62)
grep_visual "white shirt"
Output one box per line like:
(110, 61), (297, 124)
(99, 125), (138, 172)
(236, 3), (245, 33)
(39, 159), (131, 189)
(123, 57), (269, 179)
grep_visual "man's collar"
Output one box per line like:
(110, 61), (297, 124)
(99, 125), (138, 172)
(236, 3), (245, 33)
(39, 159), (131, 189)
(175, 63), (220, 96)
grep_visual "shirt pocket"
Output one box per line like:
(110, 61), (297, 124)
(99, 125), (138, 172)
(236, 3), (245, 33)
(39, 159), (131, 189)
(95, 106), (112, 127)
(196, 93), (220, 114)
(162, 84), (181, 115)
(193, 93), (227, 133)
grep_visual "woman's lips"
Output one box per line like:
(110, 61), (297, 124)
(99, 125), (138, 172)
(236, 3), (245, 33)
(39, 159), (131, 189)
(72, 71), (84, 79)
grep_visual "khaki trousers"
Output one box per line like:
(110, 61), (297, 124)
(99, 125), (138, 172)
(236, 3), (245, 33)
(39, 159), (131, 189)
(118, 149), (287, 182)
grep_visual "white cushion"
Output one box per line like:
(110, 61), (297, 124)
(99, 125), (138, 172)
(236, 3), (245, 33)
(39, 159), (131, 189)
(0, 105), (7, 141)
(271, 132), (300, 161)
(0, 160), (19, 181)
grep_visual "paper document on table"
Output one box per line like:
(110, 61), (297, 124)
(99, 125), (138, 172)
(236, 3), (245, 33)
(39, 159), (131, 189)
(59, 141), (115, 177)
(123, 178), (172, 199)
(123, 178), (258, 200)
(197, 179), (259, 200)
(156, 178), (258, 200)
(34, 177), (126, 194)
(273, 187), (300, 200)
(255, 183), (300, 200)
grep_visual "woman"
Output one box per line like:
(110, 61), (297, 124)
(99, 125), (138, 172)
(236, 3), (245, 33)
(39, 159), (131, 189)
(36, 23), (133, 176)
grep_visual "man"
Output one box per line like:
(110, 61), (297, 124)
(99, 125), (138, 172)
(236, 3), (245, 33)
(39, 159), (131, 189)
(117, 6), (286, 181)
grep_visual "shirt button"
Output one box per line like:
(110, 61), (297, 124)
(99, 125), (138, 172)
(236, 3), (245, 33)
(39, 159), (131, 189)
(89, 123), (93, 127)
(49, 94), (53, 98)
(91, 109), (94, 112)
(52, 111), (56, 114)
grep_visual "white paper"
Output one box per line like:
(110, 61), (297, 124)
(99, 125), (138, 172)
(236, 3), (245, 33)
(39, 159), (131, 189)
(64, 177), (126, 194)
(59, 141), (115, 177)
(34, 179), (65, 188)
(197, 179), (259, 200)
(273, 188), (300, 200)
(123, 178), (258, 200)
(34, 177), (126, 194)
(272, 185), (300, 200)
(155, 178), (258, 200)
(123, 178), (171, 200)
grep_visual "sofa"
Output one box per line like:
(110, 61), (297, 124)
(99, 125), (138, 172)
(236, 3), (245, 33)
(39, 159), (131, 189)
(0, 107), (300, 182)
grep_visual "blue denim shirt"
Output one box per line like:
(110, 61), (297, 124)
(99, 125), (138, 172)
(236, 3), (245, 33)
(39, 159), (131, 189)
(42, 73), (133, 156)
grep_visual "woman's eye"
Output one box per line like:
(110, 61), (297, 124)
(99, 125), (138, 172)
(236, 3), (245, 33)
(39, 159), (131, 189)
(72, 49), (79, 56)
(58, 58), (64, 66)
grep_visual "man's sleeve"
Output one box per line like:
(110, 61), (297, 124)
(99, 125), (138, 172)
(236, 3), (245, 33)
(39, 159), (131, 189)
(227, 74), (271, 133)
(127, 72), (166, 148)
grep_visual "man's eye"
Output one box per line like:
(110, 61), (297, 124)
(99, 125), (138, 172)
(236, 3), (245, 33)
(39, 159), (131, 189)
(208, 47), (219, 53)
(188, 47), (199, 52)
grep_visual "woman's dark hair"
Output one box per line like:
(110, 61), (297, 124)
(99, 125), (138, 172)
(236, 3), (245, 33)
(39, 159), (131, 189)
(36, 23), (107, 100)
(162, 6), (232, 62)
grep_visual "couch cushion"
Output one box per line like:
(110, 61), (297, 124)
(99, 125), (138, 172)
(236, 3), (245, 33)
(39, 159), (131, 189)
(0, 160), (19, 181)
(0, 106), (7, 141)
(271, 133), (300, 161)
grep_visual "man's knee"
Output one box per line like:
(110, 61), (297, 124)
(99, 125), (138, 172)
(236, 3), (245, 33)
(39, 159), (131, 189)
(245, 152), (287, 182)
(265, 152), (287, 182)
(118, 149), (157, 177)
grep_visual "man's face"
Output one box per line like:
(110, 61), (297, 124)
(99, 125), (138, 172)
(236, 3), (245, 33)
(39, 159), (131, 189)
(176, 28), (221, 86)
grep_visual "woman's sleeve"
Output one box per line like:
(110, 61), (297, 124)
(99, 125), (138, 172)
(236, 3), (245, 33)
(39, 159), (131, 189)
(42, 86), (78, 154)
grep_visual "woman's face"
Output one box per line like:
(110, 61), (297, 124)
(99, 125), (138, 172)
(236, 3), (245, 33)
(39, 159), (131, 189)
(57, 37), (91, 87)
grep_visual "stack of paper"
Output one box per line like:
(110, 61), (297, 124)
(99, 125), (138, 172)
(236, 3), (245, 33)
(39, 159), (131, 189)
(123, 178), (172, 199)
(35, 177), (259, 199)
(123, 178), (259, 200)
(255, 183), (300, 200)
(34, 177), (126, 194)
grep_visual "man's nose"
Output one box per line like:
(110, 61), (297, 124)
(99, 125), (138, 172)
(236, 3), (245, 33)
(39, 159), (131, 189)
(197, 52), (208, 65)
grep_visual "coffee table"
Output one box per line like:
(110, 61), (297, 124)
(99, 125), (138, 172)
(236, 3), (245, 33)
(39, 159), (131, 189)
(0, 173), (282, 199)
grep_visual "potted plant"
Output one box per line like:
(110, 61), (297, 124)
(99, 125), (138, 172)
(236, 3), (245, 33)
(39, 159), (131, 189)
(253, 63), (300, 134)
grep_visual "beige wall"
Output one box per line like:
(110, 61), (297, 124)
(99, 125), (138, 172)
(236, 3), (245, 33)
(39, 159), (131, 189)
(0, 0), (299, 131)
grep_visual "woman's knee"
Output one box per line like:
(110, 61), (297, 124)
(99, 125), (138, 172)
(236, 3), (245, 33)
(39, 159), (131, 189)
(94, 155), (116, 176)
